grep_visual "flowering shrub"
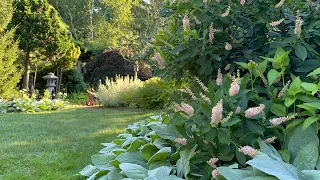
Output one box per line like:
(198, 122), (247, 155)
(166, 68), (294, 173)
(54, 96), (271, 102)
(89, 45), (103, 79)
(0, 90), (68, 113)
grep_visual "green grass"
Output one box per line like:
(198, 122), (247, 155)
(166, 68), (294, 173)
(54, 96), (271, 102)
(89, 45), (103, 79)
(0, 107), (160, 179)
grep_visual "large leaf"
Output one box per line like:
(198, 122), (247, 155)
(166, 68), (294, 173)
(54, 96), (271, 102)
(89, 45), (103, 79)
(177, 145), (197, 178)
(247, 154), (301, 180)
(258, 140), (282, 161)
(147, 166), (172, 178)
(235, 62), (248, 69)
(218, 167), (251, 180)
(91, 153), (117, 170)
(80, 165), (97, 177)
(301, 82), (318, 95)
(295, 43), (308, 61)
(288, 125), (319, 162)
(140, 144), (159, 161)
(301, 170), (320, 180)
(148, 147), (171, 165)
(243, 177), (278, 180)
(150, 124), (182, 140)
(253, 60), (268, 77)
(267, 69), (281, 85)
(119, 163), (148, 179)
(107, 168), (122, 180)
(218, 128), (231, 144)
(116, 152), (147, 168)
(293, 141), (319, 171)
(288, 77), (301, 95)
(302, 116), (320, 132)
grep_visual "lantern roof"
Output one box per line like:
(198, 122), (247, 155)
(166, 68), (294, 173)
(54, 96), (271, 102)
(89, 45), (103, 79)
(43, 72), (58, 80)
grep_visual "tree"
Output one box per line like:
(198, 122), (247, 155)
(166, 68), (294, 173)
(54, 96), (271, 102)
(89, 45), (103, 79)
(9, 0), (73, 90)
(0, 0), (21, 98)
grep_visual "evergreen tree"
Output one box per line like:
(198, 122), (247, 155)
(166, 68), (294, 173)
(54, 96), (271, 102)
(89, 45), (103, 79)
(9, 0), (73, 90)
(0, 0), (21, 98)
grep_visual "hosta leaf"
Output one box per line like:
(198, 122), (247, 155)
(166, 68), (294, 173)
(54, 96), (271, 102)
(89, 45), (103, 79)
(147, 166), (172, 177)
(126, 139), (146, 152)
(91, 153), (116, 170)
(116, 152), (147, 168)
(247, 154), (301, 180)
(177, 145), (197, 178)
(243, 176), (278, 180)
(278, 150), (291, 163)
(258, 140), (282, 161)
(295, 43), (308, 61)
(107, 168), (122, 180)
(80, 165), (97, 177)
(148, 147), (171, 165)
(302, 116), (320, 132)
(140, 144), (159, 161)
(119, 163), (148, 179)
(293, 141), (319, 171)
(217, 167), (251, 180)
(301, 170), (320, 180)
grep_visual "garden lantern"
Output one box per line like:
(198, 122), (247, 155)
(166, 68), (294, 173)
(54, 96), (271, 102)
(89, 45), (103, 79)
(43, 72), (58, 99)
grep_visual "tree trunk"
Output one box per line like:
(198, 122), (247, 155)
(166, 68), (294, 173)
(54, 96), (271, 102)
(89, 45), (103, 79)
(57, 67), (63, 93)
(22, 51), (31, 90)
(89, 0), (94, 40)
(33, 65), (37, 89)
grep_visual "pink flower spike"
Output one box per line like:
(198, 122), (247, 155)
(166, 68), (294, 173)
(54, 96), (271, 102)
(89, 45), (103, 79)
(239, 145), (259, 157)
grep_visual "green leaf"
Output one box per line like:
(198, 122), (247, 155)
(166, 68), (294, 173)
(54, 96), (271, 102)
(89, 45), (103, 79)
(80, 165), (97, 177)
(140, 144), (159, 161)
(127, 139), (146, 152)
(295, 43), (308, 61)
(278, 150), (291, 163)
(243, 177), (278, 180)
(288, 77), (301, 95)
(119, 163), (148, 179)
(301, 170), (320, 180)
(217, 167), (251, 180)
(107, 168), (122, 180)
(236, 149), (246, 166)
(247, 153), (301, 180)
(288, 125), (319, 162)
(150, 124), (182, 140)
(148, 147), (171, 165)
(177, 145), (197, 178)
(271, 103), (287, 116)
(302, 116), (320, 132)
(267, 69), (281, 85)
(293, 141), (319, 171)
(147, 166), (172, 178)
(284, 96), (296, 107)
(301, 82), (318, 95)
(307, 67), (320, 77)
(253, 60), (268, 77)
(303, 102), (320, 109)
(171, 43), (187, 54)
(235, 62), (248, 69)
(218, 129), (231, 144)
(258, 140), (282, 161)
(116, 152), (147, 168)
(91, 153), (116, 169)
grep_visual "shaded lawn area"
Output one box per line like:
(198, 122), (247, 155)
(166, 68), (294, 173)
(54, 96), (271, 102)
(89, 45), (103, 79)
(0, 107), (160, 179)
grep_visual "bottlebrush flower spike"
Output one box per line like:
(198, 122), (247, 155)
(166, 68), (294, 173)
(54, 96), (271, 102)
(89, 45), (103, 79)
(221, 6), (231, 17)
(269, 18), (285, 27)
(275, 0), (285, 8)
(195, 77), (209, 92)
(224, 64), (231, 71)
(239, 146), (259, 157)
(229, 78), (240, 96)
(200, 93), (212, 104)
(208, 157), (219, 167)
(269, 114), (296, 126)
(182, 15), (190, 31)
(277, 80), (291, 99)
(240, 0), (245, 5)
(225, 42), (232, 51)
(174, 138), (188, 145)
(294, 11), (302, 38)
(265, 136), (277, 143)
(174, 104), (194, 117)
(212, 169), (220, 178)
(209, 23), (214, 44)
(179, 88), (197, 100)
(245, 104), (265, 118)
(211, 99), (223, 126)
(216, 68), (223, 86)
(235, 106), (241, 114)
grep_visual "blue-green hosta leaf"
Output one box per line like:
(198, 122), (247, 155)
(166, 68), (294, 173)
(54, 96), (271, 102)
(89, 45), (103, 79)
(116, 152), (147, 168)
(243, 176), (278, 180)
(148, 147), (171, 165)
(177, 145), (197, 178)
(258, 140), (283, 161)
(302, 116), (320, 132)
(278, 150), (291, 163)
(147, 166), (172, 177)
(288, 125), (319, 164)
(80, 165), (97, 177)
(153, 138), (170, 149)
(307, 67), (320, 77)
(140, 144), (159, 161)
(99, 143), (120, 153)
(119, 163), (148, 179)
(148, 160), (172, 170)
(149, 124), (182, 140)
(247, 154), (301, 180)
(127, 139), (146, 152)
(107, 168), (122, 180)
(122, 137), (138, 148)
(217, 167), (251, 180)
(293, 141), (319, 171)
(301, 170), (320, 180)
(91, 153), (117, 170)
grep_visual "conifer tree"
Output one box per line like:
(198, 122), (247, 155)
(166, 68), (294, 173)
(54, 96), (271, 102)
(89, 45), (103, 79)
(0, 0), (21, 98)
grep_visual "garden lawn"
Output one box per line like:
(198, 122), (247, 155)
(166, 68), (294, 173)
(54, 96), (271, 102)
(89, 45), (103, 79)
(0, 107), (160, 180)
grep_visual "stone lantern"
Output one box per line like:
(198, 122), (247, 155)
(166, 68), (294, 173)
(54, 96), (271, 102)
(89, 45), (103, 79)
(43, 72), (58, 99)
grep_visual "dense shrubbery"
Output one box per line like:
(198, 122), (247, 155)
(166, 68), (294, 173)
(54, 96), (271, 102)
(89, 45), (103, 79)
(85, 50), (152, 87)
(135, 77), (173, 109)
(96, 76), (171, 109)
(62, 69), (86, 93)
(0, 90), (68, 113)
